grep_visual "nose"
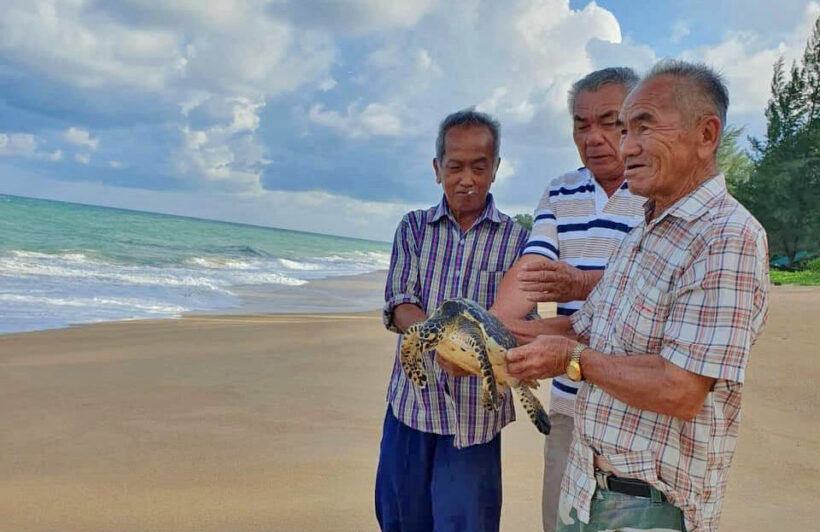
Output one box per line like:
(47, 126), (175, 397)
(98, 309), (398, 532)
(459, 170), (476, 188)
(585, 124), (605, 147)
(620, 127), (640, 159)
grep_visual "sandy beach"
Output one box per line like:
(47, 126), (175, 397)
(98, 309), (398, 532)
(1, 281), (818, 531)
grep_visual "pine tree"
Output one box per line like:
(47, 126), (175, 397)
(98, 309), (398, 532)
(742, 16), (820, 265)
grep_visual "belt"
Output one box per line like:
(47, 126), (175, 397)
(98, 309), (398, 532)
(593, 455), (666, 502)
(594, 471), (666, 501)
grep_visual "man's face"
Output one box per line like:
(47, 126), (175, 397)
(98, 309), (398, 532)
(434, 125), (497, 218)
(572, 84), (628, 183)
(618, 76), (699, 202)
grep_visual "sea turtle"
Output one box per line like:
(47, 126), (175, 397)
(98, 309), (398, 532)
(401, 297), (551, 435)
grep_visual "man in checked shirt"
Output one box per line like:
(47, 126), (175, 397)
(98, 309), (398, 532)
(503, 60), (769, 531)
(375, 109), (530, 532)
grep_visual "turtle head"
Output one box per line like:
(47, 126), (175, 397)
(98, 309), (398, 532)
(417, 319), (445, 352)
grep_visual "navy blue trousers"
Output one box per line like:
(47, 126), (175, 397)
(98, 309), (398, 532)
(374, 406), (502, 532)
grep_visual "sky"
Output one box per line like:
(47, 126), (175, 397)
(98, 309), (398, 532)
(1, 0), (818, 242)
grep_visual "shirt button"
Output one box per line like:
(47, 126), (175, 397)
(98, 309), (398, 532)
(459, 240), (464, 246)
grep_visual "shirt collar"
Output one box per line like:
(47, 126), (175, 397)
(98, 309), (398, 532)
(428, 193), (503, 226)
(644, 173), (727, 225)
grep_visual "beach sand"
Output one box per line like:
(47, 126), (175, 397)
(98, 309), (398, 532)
(0, 282), (818, 531)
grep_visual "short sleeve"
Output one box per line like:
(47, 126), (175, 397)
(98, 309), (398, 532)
(383, 213), (423, 333)
(660, 232), (768, 383)
(522, 186), (559, 260)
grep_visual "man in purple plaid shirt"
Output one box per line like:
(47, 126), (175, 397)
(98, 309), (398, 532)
(504, 60), (769, 531)
(375, 109), (530, 532)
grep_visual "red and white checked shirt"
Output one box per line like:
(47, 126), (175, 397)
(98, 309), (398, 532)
(564, 175), (769, 532)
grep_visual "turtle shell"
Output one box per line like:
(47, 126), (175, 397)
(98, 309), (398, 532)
(440, 298), (517, 350)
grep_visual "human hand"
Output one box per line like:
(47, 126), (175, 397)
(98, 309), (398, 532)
(517, 259), (592, 303)
(506, 335), (575, 380)
(436, 354), (472, 377)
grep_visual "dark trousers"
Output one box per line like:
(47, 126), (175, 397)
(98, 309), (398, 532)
(374, 406), (502, 532)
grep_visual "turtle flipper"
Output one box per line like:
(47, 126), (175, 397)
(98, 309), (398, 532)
(459, 320), (500, 411)
(515, 386), (551, 435)
(400, 323), (428, 388)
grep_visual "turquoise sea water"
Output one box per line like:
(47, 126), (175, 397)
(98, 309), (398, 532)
(0, 194), (391, 334)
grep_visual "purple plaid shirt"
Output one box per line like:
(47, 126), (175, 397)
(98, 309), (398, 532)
(382, 194), (529, 448)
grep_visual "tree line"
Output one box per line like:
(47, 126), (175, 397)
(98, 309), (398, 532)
(731, 16), (820, 266)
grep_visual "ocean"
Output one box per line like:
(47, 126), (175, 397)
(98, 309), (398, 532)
(0, 194), (392, 334)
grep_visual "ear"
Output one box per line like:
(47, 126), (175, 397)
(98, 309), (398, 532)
(433, 158), (442, 184)
(697, 115), (721, 159)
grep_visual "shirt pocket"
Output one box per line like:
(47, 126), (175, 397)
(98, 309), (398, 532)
(614, 275), (673, 355)
(466, 269), (504, 307)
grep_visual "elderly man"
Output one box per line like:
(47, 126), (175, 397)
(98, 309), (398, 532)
(504, 60), (769, 532)
(375, 109), (530, 532)
(492, 67), (646, 532)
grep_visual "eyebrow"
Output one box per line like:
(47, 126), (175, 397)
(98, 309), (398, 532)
(598, 110), (619, 121)
(632, 112), (654, 123)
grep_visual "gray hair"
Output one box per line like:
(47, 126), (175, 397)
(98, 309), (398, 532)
(644, 59), (729, 129)
(435, 108), (501, 163)
(567, 67), (639, 113)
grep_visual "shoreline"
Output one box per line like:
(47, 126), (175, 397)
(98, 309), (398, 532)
(1, 269), (389, 338)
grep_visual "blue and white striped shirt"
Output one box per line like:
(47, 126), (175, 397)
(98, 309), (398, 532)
(383, 194), (530, 448)
(522, 168), (645, 416)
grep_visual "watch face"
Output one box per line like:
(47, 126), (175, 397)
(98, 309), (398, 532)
(566, 361), (582, 382)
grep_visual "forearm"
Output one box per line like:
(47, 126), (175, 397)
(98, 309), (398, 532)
(491, 256), (538, 321)
(391, 303), (427, 333)
(506, 316), (579, 345)
(580, 349), (712, 420)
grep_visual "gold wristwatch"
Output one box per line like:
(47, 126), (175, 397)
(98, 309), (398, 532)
(566, 343), (587, 382)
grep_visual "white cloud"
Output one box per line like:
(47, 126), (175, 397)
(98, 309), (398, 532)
(63, 127), (99, 151)
(0, 132), (62, 161)
(308, 102), (405, 138)
(671, 20), (691, 44)
(681, 2), (820, 130)
(318, 77), (337, 91)
(277, 0), (438, 35)
(74, 153), (90, 164)
(176, 96), (270, 192)
(496, 158), (516, 183)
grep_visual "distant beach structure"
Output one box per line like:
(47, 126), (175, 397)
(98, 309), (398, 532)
(0, 194), (391, 334)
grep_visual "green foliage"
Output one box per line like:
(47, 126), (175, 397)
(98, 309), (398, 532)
(514, 213), (533, 230)
(770, 269), (820, 285)
(806, 257), (820, 271)
(717, 125), (754, 196)
(738, 16), (820, 265)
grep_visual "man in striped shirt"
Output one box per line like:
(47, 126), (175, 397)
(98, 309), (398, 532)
(375, 109), (530, 532)
(505, 61), (769, 531)
(492, 67), (646, 532)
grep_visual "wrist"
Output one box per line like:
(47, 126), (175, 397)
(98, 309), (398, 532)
(579, 270), (593, 299)
(566, 340), (587, 382)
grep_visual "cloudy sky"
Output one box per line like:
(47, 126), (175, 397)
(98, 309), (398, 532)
(1, 0), (818, 241)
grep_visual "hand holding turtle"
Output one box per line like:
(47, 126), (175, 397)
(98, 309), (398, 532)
(516, 259), (594, 303)
(506, 335), (576, 381)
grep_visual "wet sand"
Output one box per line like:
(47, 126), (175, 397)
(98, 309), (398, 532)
(0, 285), (817, 531)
